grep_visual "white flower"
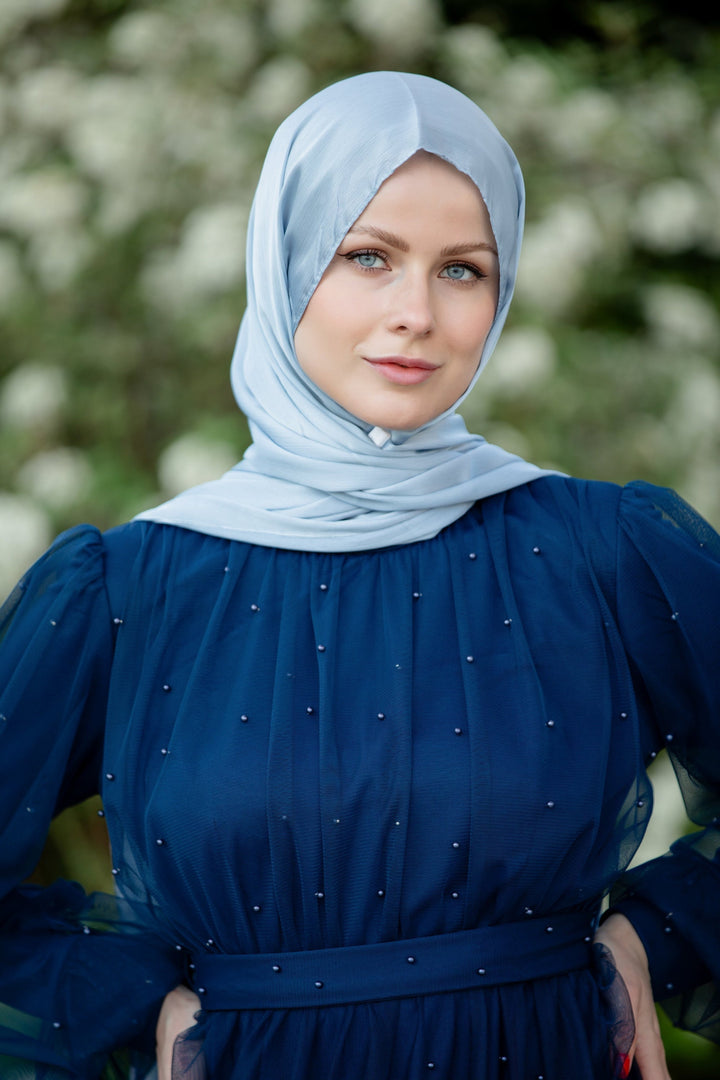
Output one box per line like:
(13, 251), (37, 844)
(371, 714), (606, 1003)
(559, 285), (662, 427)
(108, 10), (183, 68)
(631, 178), (708, 254)
(0, 493), (52, 599)
(516, 199), (603, 315)
(14, 66), (81, 134)
(481, 327), (558, 397)
(141, 202), (248, 310)
(642, 283), (720, 353)
(28, 228), (92, 292)
(193, 12), (258, 81)
(439, 26), (507, 98)
(0, 169), (87, 238)
(109, 8), (256, 81)
(265, 0), (321, 40)
(244, 58), (312, 126)
(0, 364), (67, 432)
(503, 55), (558, 103)
(67, 75), (160, 185)
(0, 0), (68, 46)
(665, 363), (720, 450)
(345, 0), (440, 56)
(157, 433), (238, 496)
(680, 458), (720, 531)
(16, 448), (93, 510)
(0, 241), (25, 313)
(546, 89), (621, 163)
(631, 79), (704, 147)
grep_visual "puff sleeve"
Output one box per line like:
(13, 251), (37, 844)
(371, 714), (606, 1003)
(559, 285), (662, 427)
(0, 526), (182, 1079)
(610, 482), (720, 1043)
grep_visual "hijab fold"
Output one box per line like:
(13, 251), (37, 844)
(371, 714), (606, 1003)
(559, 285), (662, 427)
(136, 72), (557, 551)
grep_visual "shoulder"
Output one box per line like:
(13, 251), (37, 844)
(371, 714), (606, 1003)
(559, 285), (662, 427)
(488, 475), (624, 544)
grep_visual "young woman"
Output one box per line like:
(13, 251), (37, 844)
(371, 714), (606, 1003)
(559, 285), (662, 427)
(1, 71), (718, 1080)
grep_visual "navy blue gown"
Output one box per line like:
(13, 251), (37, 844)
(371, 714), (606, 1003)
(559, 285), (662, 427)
(1, 476), (719, 1079)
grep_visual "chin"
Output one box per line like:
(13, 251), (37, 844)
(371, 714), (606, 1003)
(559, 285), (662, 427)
(358, 409), (435, 432)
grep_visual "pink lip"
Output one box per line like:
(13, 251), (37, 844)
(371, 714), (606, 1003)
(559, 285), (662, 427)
(365, 355), (439, 386)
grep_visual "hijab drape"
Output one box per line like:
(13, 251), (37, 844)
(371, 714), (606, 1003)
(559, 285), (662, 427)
(136, 72), (558, 551)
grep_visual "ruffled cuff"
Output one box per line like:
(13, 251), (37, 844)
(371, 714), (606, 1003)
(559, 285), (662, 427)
(0, 880), (185, 1078)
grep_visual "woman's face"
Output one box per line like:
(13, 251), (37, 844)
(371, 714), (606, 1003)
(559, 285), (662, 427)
(293, 151), (500, 432)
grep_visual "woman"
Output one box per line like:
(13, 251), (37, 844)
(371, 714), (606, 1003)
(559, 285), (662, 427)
(0, 72), (718, 1080)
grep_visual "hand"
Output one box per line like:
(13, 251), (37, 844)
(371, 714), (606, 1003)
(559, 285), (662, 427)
(594, 913), (672, 1079)
(156, 984), (202, 1080)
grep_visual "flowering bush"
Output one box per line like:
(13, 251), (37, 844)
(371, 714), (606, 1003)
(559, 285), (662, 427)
(1, 4), (719, 1068)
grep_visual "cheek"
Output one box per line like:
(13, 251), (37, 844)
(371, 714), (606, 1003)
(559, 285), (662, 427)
(296, 287), (353, 358)
(451, 302), (496, 360)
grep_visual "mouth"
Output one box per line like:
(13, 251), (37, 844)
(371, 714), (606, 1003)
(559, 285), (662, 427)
(365, 355), (439, 386)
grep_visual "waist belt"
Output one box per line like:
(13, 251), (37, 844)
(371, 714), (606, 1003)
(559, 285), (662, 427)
(188, 911), (596, 1010)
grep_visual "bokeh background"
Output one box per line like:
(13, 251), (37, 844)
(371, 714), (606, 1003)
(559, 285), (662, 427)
(1, 0), (719, 1074)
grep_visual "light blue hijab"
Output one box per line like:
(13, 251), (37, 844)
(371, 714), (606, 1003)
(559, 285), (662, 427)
(136, 72), (556, 550)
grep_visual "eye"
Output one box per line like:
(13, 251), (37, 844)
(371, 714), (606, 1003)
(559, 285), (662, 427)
(440, 262), (484, 282)
(342, 249), (388, 271)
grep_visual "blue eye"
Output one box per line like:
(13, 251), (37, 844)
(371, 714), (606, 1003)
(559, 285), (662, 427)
(357, 253), (381, 267)
(341, 248), (387, 270)
(351, 251), (385, 269)
(441, 263), (481, 281)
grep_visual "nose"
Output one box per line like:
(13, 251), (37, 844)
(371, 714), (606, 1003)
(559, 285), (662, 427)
(385, 270), (434, 336)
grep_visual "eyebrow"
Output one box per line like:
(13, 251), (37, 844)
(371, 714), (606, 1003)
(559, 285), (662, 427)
(346, 224), (498, 258)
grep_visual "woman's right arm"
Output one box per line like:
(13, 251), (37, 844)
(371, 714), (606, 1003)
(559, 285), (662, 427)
(0, 526), (183, 1076)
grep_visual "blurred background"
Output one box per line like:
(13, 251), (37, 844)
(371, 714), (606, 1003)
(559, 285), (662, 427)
(1, 0), (719, 1073)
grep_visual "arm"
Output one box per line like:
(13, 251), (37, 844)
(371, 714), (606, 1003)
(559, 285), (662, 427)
(0, 526), (183, 1075)
(156, 985), (202, 1080)
(594, 913), (671, 1080)
(609, 483), (720, 1044)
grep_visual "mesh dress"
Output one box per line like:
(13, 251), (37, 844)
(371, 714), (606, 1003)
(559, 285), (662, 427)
(1, 475), (719, 1079)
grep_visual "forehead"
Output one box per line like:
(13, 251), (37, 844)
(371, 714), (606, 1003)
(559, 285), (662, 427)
(350, 151), (495, 240)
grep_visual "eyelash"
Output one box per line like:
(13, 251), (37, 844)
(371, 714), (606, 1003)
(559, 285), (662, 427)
(342, 249), (486, 282)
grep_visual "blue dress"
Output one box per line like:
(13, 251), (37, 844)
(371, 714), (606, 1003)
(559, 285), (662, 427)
(1, 477), (719, 1079)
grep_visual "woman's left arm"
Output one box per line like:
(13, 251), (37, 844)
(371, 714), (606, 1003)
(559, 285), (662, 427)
(594, 913), (671, 1079)
(607, 482), (720, 1048)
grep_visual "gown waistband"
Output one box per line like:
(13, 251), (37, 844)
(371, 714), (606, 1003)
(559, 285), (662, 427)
(187, 911), (597, 1010)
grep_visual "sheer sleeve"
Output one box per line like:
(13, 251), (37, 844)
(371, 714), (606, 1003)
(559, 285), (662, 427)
(609, 482), (720, 1043)
(0, 526), (182, 1079)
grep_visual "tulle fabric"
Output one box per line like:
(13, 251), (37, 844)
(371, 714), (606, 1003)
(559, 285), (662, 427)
(174, 962), (632, 1080)
(0, 477), (719, 1078)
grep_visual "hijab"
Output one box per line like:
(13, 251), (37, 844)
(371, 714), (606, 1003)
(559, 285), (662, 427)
(135, 71), (558, 551)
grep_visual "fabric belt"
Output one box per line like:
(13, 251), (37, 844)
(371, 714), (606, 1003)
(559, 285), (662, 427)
(187, 912), (596, 1010)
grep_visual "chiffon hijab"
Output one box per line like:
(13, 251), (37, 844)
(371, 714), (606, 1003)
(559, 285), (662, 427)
(136, 71), (557, 551)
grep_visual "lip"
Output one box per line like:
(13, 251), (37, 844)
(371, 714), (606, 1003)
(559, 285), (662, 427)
(365, 355), (439, 386)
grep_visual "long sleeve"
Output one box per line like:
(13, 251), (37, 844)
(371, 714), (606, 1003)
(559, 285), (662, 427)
(610, 482), (720, 1042)
(0, 526), (182, 1079)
